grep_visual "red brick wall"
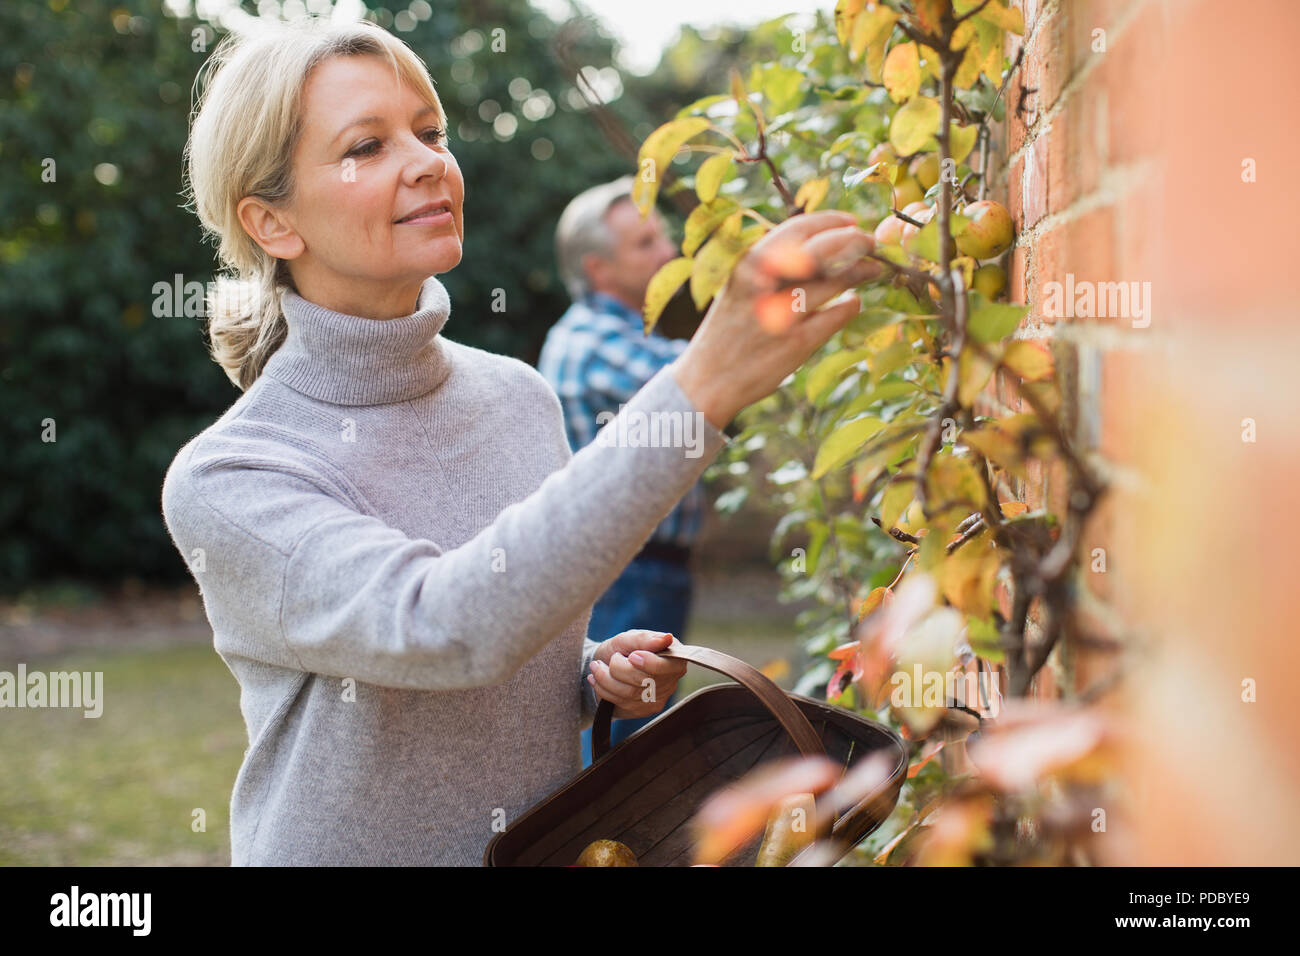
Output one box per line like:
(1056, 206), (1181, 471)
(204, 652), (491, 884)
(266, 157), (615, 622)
(997, 0), (1300, 863)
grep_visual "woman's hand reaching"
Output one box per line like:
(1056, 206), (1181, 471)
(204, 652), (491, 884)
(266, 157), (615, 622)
(670, 210), (884, 430)
(588, 630), (689, 720)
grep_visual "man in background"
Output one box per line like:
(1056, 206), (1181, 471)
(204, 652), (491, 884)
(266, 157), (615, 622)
(539, 175), (705, 767)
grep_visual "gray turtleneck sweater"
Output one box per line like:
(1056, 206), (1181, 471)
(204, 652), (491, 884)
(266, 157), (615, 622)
(160, 276), (728, 865)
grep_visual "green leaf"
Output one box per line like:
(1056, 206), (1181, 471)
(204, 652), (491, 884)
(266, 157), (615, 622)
(968, 292), (1028, 343)
(966, 614), (1005, 663)
(674, 93), (732, 119)
(833, 380), (916, 425)
(843, 306), (908, 345)
(949, 123), (979, 164)
(806, 346), (873, 404)
(806, 520), (829, 574)
(757, 62), (805, 116)
(889, 96), (941, 156)
(881, 479), (914, 529)
(869, 338), (915, 382)
(904, 217), (941, 263)
(812, 416), (886, 479)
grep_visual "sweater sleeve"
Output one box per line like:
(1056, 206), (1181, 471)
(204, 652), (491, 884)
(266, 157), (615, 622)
(161, 362), (728, 692)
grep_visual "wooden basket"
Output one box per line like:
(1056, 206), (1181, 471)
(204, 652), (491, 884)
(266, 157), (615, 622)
(483, 643), (908, 866)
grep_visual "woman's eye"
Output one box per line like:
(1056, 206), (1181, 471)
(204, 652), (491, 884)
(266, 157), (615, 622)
(345, 128), (444, 160)
(346, 140), (380, 159)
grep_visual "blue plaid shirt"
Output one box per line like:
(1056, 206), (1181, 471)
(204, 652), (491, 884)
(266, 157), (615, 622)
(537, 291), (704, 550)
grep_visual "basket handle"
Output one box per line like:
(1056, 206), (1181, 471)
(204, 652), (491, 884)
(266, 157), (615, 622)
(591, 642), (826, 762)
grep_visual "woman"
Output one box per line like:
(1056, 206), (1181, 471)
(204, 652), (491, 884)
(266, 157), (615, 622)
(161, 16), (881, 866)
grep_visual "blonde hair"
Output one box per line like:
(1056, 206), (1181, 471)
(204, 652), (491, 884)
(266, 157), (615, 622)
(183, 17), (444, 391)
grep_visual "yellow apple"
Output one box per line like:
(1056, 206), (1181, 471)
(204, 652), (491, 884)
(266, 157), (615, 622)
(954, 200), (1014, 259)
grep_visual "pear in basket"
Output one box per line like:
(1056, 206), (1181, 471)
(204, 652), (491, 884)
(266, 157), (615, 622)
(575, 839), (638, 866)
(755, 793), (817, 866)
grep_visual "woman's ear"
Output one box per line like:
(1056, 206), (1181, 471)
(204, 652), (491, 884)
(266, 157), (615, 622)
(237, 196), (306, 261)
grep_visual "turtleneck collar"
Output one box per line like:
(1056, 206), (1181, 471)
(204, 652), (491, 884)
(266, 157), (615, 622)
(261, 275), (454, 406)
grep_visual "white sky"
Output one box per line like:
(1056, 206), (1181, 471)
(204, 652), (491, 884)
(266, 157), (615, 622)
(173, 0), (831, 75)
(531, 0), (830, 74)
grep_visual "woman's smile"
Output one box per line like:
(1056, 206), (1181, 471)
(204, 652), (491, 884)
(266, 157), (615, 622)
(394, 203), (455, 227)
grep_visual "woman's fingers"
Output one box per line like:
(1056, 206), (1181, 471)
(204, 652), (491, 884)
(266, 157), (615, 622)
(590, 650), (684, 710)
(588, 660), (646, 711)
(606, 652), (682, 701)
(753, 263), (877, 335)
(749, 210), (859, 264)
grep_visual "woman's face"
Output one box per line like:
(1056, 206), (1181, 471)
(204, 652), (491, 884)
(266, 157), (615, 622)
(243, 53), (465, 318)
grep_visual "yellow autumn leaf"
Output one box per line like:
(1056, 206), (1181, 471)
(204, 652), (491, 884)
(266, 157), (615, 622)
(642, 257), (694, 336)
(632, 116), (711, 217)
(683, 197), (740, 258)
(834, 0), (868, 48)
(976, 0), (1025, 36)
(794, 176), (830, 213)
(889, 96), (941, 156)
(957, 343), (999, 406)
(941, 537), (1000, 616)
(962, 427), (1027, 479)
(883, 41), (921, 103)
(848, 3), (898, 63)
(1002, 340), (1055, 382)
(695, 152), (735, 204)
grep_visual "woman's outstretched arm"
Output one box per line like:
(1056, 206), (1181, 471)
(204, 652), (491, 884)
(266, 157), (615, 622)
(162, 362), (726, 691)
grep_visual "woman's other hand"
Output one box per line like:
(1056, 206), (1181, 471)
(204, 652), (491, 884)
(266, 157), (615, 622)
(670, 210), (884, 430)
(589, 630), (689, 720)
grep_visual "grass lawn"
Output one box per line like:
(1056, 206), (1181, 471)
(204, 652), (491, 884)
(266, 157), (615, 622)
(0, 614), (801, 865)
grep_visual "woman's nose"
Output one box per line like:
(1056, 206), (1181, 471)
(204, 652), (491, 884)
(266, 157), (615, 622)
(403, 135), (445, 181)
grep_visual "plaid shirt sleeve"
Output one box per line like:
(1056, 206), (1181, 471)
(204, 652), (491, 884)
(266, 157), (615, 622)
(537, 296), (704, 549)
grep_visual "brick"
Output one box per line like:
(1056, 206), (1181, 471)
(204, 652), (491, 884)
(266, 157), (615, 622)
(1045, 120), (1076, 215)
(1008, 101), (1028, 156)
(1064, 205), (1117, 318)
(1114, 171), (1160, 283)
(1023, 457), (1046, 509)
(1031, 224), (1065, 322)
(1007, 153), (1025, 224)
(1067, 204), (1115, 270)
(1032, 208), (1118, 324)
(1065, 82), (1105, 200)
(1009, 244), (1028, 304)
(1097, 2), (1166, 164)
(1022, 132), (1048, 227)
(1044, 454), (1071, 524)
(1037, 7), (1074, 112)
(1079, 495), (1116, 601)
(1097, 347), (1142, 461)
(1066, 598), (1123, 696)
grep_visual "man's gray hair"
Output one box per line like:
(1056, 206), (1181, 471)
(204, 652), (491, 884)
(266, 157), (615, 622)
(554, 175), (638, 301)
